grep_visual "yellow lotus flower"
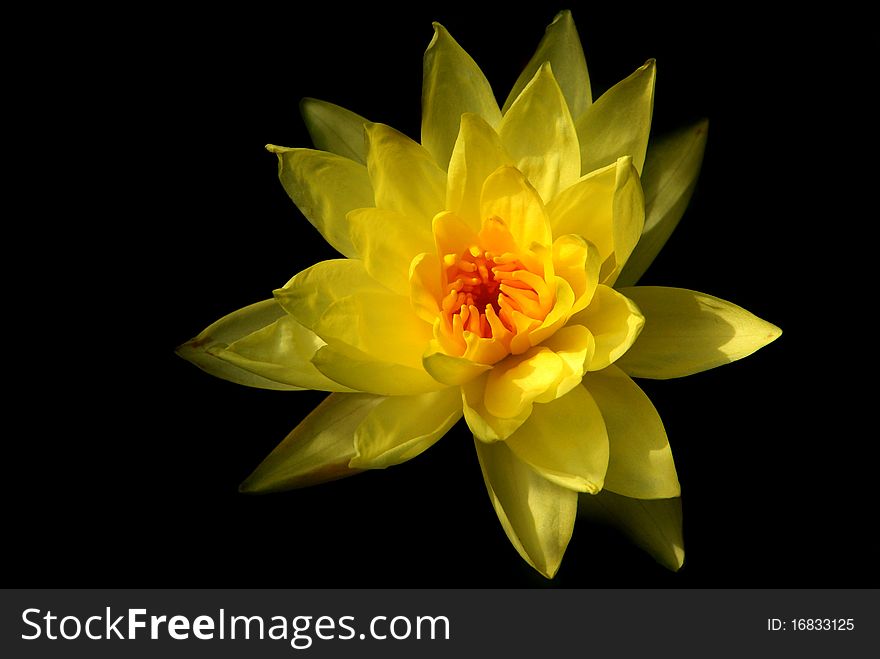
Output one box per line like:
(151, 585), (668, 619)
(178, 11), (780, 578)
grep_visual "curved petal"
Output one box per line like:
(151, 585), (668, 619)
(348, 207), (434, 295)
(575, 59), (656, 176)
(552, 234), (600, 314)
(505, 384), (608, 493)
(366, 123), (446, 224)
(570, 285), (644, 371)
(267, 146), (374, 258)
(477, 323), (593, 426)
(239, 393), (383, 493)
(220, 314), (354, 392)
(462, 373), (533, 442)
(274, 259), (386, 332)
(474, 439), (577, 578)
(312, 341), (445, 396)
(423, 348), (492, 386)
(615, 287), (782, 379)
(583, 366), (679, 498)
(446, 113), (514, 231)
(616, 119), (709, 287)
(577, 491), (684, 571)
(503, 10), (591, 121)
(480, 166), (552, 250)
(546, 156), (645, 284)
(498, 63), (580, 203)
(300, 97), (370, 164)
(483, 348), (564, 419)
(422, 23), (502, 170)
(350, 387), (462, 469)
(275, 259), (432, 369)
(409, 252), (444, 324)
(176, 300), (302, 391)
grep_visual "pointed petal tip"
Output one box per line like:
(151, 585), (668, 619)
(552, 9), (573, 23)
(265, 143), (286, 154)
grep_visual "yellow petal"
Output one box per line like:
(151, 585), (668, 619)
(570, 285), (644, 371)
(462, 373), (534, 442)
(616, 119), (709, 287)
(615, 287), (782, 379)
(535, 323), (596, 401)
(421, 23), (502, 170)
(176, 300), (302, 391)
(300, 97), (370, 164)
(575, 59), (656, 175)
(365, 123), (446, 223)
(220, 314), (354, 392)
(446, 113), (514, 231)
(522, 276), (575, 350)
(409, 252), (444, 324)
(583, 366), (679, 498)
(546, 156), (645, 284)
(266, 146), (374, 258)
(474, 439), (577, 578)
(480, 166), (552, 249)
(577, 491), (684, 571)
(350, 387), (462, 468)
(312, 341), (445, 396)
(348, 207), (434, 295)
(275, 259), (432, 369)
(498, 63), (580, 203)
(503, 10), (591, 121)
(423, 348), (492, 386)
(552, 234), (600, 314)
(505, 384), (608, 493)
(239, 393), (382, 493)
(274, 259), (385, 332)
(484, 348), (564, 419)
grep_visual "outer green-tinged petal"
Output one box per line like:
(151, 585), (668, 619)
(576, 60), (655, 175)
(446, 113), (514, 230)
(220, 314), (354, 392)
(240, 393), (382, 493)
(366, 123), (446, 223)
(498, 63), (580, 203)
(615, 287), (782, 379)
(578, 491), (684, 571)
(570, 285), (644, 371)
(348, 207), (434, 295)
(506, 384), (608, 493)
(475, 439), (577, 578)
(480, 166), (552, 249)
(300, 97), (371, 164)
(547, 156), (644, 283)
(423, 349), (492, 386)
(616, 119), (709, 287)
(422, 23), (502, 170)
(584, 366), (679, 498)
(312, 341), (445, 396)
(351, 387), (462, 468)
(503, 10), (591, 121)
(176, 300), (302, 391)
(267, 146), (373, 258)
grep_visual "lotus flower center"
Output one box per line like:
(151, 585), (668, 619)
(440, 244), (550, 340)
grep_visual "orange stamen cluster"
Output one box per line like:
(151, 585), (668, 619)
(440, 245), (548, 343)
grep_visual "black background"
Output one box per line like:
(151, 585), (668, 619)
(14, 3), (873, 588)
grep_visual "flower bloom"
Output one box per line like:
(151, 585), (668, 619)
(178, 12), (780, 577)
